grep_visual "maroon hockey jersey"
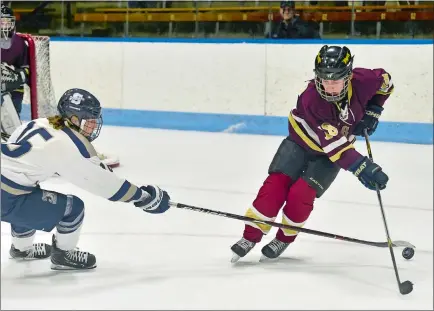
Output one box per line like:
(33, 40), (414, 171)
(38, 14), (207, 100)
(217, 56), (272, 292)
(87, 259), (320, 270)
(1, 33), (29, 68)
(288, 67), (394, 170)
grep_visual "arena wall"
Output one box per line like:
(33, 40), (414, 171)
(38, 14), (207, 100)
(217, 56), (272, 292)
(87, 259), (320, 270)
(37, 38), (433, 144)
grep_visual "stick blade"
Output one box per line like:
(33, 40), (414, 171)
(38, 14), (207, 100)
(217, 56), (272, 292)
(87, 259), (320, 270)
(392, 240), (416, 248)
(399, 281), (414, 295)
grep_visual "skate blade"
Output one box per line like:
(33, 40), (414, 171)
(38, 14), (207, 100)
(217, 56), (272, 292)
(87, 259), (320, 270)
(10, 256), (49, 261)
(230, 252), (241, 263)
(51, 263), (97, 271)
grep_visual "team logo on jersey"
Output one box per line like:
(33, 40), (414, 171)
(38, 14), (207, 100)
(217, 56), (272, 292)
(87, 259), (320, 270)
(42, 190), (58, 205)
(320, 123), (338, 140)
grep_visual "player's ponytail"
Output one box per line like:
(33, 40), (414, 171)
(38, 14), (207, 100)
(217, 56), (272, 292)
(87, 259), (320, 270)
(48, 115), (66, 130)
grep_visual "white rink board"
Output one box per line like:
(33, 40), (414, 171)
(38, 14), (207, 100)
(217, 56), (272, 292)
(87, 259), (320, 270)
(49, 41), (433, 123)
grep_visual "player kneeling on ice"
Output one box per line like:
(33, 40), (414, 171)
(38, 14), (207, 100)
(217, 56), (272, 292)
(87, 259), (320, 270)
(1, 88), (171, 270)
(231, 45), (393, 262)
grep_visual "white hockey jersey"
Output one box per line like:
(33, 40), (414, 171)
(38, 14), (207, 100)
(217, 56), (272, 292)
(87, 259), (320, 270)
(1, 118), (145, 203)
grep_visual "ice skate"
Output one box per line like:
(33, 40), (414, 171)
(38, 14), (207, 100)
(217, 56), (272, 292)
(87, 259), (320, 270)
(230, 237), (256, 263)
(260, 238), (290, 261)
(50, 235), (96, 270)
(10, 243), (52, 260)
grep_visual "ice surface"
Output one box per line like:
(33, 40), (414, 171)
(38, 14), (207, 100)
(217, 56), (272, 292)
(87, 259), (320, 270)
(2, 126), (433, 310)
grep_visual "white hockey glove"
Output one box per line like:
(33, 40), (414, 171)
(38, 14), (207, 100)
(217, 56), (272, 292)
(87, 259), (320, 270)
(134, 185), (171, 214)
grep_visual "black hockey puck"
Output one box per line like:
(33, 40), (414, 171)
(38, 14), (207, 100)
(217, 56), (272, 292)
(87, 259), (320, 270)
(399, 280), (413, 295)
(402, 247), (415, 260)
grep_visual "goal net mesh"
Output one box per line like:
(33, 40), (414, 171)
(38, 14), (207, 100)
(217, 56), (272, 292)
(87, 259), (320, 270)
(19, 34), (58, 120)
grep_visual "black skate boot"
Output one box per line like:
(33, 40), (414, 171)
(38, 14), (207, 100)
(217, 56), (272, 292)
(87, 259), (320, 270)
(230, 237), (256, 263)
(10, 243), (52, 260)
(260, 238), (290, 261)
(50, 235), (96, 270)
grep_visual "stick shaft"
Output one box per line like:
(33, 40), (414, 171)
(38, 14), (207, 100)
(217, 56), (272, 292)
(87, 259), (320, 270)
(364, 130), (404, 290)
(170, 201), (412, 248)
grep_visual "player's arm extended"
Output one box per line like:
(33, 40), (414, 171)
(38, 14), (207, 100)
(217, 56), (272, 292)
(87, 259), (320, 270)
(41, 137), (148, 204)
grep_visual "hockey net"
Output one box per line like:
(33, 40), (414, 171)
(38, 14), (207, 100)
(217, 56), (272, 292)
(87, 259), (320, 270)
(18, 33), (57, 120)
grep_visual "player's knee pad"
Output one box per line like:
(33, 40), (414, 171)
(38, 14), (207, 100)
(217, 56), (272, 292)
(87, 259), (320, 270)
(268, 137), (308, 179)
(56, 195), (85, 234)
(302, 156), (340, 198)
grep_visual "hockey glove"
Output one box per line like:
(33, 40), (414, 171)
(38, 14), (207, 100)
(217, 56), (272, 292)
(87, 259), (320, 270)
(349, 156), (389, 191)
(1, 63), (28, 93)
(353, 104), (383, 136)
(134, 185), (171, 214)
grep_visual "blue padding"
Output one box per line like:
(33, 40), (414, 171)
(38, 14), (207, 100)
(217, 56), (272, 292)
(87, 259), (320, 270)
(102, 108), (433, 145)
(20, 104), (432, 145)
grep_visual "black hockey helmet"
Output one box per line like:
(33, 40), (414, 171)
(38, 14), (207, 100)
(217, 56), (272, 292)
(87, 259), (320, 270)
(314, 45), (354, 102)
(58, 88), (103, 142)
(1, 4), (15, 39)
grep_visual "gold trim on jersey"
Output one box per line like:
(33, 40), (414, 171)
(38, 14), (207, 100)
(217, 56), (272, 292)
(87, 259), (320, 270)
(288, 113), (323, 153)
(1, 182), (33, 195)
(333, 81), (353, 112)
(376, 89), (394, 96)
(329, 144), (355, 162)
(67, 127), (98, 158)
(119, 184), (140, 202)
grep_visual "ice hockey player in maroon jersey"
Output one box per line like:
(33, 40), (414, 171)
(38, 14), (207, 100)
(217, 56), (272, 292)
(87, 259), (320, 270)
(231, 45), (394, 262)
(1, 4), (30, 135)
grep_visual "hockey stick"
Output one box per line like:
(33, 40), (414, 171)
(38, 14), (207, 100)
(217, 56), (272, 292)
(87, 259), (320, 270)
(169, 201), (414, 249)
(363, 130), (413, 295)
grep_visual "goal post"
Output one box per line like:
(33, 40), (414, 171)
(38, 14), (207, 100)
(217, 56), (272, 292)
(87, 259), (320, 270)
(18, 33), (58, 120)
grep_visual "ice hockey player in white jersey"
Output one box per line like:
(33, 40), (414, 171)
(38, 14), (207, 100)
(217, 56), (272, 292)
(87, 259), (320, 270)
(1, 88), (171, 270)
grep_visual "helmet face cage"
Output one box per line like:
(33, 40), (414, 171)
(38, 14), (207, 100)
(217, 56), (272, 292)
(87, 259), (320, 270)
(314, 70), (352, 102)
(1, 6), (15, 40)
(78, 116), (103, 142)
